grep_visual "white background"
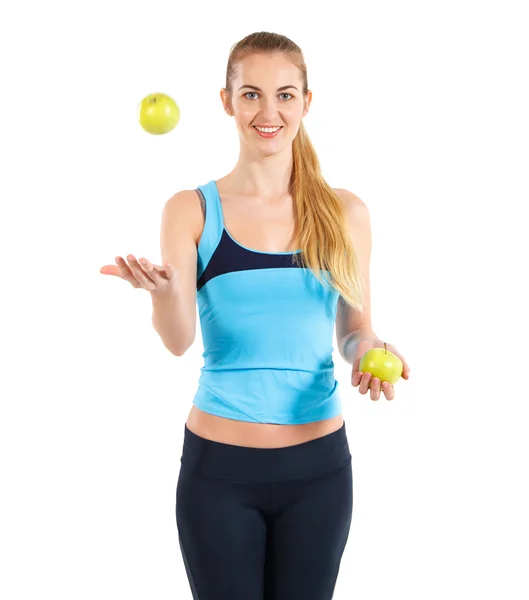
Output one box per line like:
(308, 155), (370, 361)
(1, 0), (527, 598)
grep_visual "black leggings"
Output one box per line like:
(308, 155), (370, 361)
(175, 422), (353, 599)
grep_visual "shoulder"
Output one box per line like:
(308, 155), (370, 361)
(163, 189), (205, 244)
(165, 188), (203, 210)
(332, 188), (371, 232)
(333, 187), (367, 213)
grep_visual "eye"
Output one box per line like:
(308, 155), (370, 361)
(243, 92), (294, 100)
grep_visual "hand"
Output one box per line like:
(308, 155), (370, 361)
(352, 338), (410, 402)
(100, 254), (179, 294)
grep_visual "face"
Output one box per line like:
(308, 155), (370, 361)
(221, 53), (312, 154)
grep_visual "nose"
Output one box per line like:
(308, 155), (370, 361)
(257, 96), (281, 122)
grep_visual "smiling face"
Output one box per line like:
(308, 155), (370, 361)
(221, 53), (312, 155)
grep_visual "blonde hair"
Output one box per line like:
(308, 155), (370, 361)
(225, 31), (364, 311)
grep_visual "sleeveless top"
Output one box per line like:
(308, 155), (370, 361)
(192, 180), (342, 424)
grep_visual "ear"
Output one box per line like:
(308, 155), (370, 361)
(220, 88), (233, 116)
(302, 90), (313, 118)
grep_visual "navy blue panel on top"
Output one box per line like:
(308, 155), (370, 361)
(197, 229), (303, 292)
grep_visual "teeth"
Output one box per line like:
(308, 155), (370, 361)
(255, 126), (281, 133)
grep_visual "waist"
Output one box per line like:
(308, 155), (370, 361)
(186, 405), (344, 448)
(180, 418), (351, 482)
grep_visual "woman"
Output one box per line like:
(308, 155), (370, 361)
(102, 31), (410, 600)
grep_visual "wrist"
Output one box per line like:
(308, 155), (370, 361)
(150, 286), (179, 306)
(339, 329), (378, 365)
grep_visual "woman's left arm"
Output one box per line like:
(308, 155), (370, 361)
(334, 189), (410, 401)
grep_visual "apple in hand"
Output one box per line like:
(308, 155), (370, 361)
(359, 342), (403, 385)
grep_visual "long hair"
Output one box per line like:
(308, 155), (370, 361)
(225, 32), (364, 311)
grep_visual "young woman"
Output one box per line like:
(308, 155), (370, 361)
(102, 31), (410, 600)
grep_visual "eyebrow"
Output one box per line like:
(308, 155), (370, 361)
(238, 85), (299, 92)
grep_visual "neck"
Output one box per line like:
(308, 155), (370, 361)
(228, 144), (294, 198)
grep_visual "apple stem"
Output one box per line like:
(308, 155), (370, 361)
(384, 342), (387, 354)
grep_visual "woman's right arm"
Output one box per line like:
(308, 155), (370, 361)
(151, 190), (202, 356)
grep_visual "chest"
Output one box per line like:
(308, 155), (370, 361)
(220, 194), (298, 254)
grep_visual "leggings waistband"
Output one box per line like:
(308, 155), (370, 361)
(180, 422), (351, 483)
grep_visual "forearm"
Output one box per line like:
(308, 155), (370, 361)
(338, 327), (378, 365)
(151, 290), (194, 356)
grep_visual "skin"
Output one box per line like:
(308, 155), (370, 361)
(219, 52), (312, 199)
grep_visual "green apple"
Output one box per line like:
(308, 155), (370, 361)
(137, 92), (180, 135)
(359, 342), (403, 385)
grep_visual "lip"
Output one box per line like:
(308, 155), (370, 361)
(253, 125), (283, 139)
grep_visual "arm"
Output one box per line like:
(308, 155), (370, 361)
(151, 190), (202, 356)
(334, 189), (378, 365)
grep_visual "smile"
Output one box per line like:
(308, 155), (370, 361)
(253, 126), (283, 138)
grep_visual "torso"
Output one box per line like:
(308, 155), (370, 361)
(185, 175), (344, 448)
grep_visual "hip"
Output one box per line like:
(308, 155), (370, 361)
(180, 412), (351, 482)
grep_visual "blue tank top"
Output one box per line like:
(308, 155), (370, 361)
(192, 180), (342, 424)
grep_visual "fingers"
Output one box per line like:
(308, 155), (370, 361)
(114, 256), (141, 288)
(369, 377), (381, 401)
(100, 265), (122, 276)
(137, 257), (169, 287)
(116, 255), (156, 289)
(105, 254), (175, 292)
(352, 369), (372, 394)
(352, 371), (395, 401)
(381, 381), (395, 401)
(351, 370), (362, 387)
(401, 359), (411, 379)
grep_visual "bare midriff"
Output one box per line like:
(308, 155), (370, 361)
(185, 405), (344, 448)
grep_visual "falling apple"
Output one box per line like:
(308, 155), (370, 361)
(137, 92), (180, 135)
(359, 342), (403, 385)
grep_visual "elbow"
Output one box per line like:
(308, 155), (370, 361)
(169, 347), (185, 357)
(171, 337), (194, 357)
